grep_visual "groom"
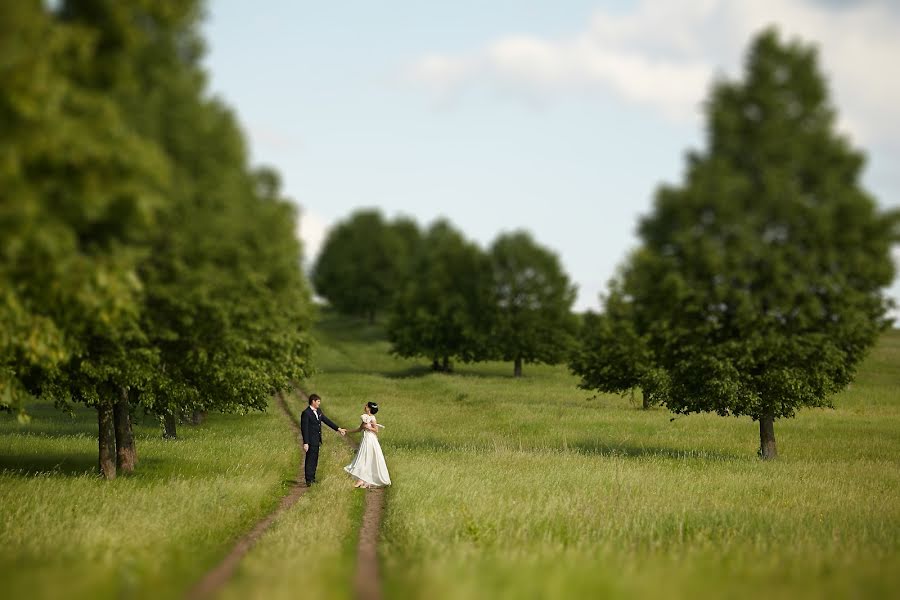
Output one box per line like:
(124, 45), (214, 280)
(300, 393), (346, 486)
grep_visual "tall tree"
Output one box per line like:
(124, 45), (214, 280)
(0, 0), (171, 477)
(312, 209), (420, 322)
(387, 220), (493, 371)
(2, 0), (314, 477)
(574, 28), (898, 459)
(488, 231), (577, 377)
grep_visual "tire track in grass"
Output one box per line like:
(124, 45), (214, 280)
(186, 388), (388, 599)
(354, 486), (385, 600)
(295, 389), (387, 600)
(185, 392), (307, 600)
(300, 391), (385, 600)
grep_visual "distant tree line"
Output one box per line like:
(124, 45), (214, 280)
(312, 212), (578, 377)
(0, 1), (314, 479)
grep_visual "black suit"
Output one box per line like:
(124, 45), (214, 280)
(300, 406), (340, 484)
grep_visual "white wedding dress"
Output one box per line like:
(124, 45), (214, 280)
(344, 414), (391, 487)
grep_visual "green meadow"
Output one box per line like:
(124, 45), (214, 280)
(2, 313), (899, 599)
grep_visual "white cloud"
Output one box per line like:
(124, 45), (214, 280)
(296, 207), (330, 268)
(406, 0), (900, 145)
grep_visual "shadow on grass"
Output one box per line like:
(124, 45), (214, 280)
(569, 439), (742, 462)
(392, 436), (743, 462)
(316, 363), (519, 380)
(378, 365), (527, 380)
(0, 452), (96, 476)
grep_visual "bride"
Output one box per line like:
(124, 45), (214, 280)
(344, 402), (391, 488)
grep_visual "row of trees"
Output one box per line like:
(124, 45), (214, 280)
(0, 1), (314, 478)
(313, 213), (578, 376)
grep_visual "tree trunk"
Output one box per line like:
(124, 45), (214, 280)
(190, 410), (206, 425)
(432, 357), (440, 372)
(163, 412), (177, 440)
(759, 415), (777, 460)
(513, 357), (523, 378)
(97, 402), (116, 480)
(442, 356), (452, 373)
(642, 390), (651, 410)
(113, 387), (137, 473)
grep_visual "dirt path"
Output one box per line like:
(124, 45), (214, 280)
(185, 392), (307, 600)
(354, 486), (386, 600)
(185, 390), (388, 600)
(314, 390), (387, 600)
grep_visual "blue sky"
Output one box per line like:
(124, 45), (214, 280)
(201, 0), (900, 314)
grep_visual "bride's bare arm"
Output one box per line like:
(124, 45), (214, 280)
(349, 419), (378, 434)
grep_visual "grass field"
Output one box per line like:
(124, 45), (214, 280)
(1, 313), (898, 599)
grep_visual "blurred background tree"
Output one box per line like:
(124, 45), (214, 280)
(312, 209), (421, 323)
(0, 0), (314, 478)
(570, 274), (660, 409)
(573, 27), (899, 459)
(387, 220), (493, 372)
(487, 231), (577, 377)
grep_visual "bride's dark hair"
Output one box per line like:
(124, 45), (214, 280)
(366, 401), (379, 415)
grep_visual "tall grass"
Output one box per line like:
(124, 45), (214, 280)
(0, 399), (298, 599)
(215, 391), (362, 600)
(2, 313), (898, 599)
(309, 313), (900, 599)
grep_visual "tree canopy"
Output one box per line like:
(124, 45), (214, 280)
(387, 220), (493, 371)
(571, 27), (898, 458)
(488, 231), (578, 376)
(312, 209), (421, 322)
(1, 0), (314, 478)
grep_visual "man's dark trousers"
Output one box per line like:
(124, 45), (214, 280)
(304, 444), (320, 485)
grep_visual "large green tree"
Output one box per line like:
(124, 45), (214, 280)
(387, 220), (493, 371)
(573, 28), (898, 459)
(488, 231), (577, 377)
(312, 209), (421, 322)
(60, 0), (314, 446)
(2, 0), (314, 478)
(0, 0), (172, 477)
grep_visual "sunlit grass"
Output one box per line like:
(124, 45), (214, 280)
(216, 390), (362, 600)
(2, 313), (898, 599)
(0, 399), (297, 600)
(308, 314), (900, 599)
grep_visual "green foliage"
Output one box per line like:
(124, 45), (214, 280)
(312, 209), (422, 321)
(0, 0), (170, 414)
(487, 231), (578, 375)
(574, 28), (898, 428)
(570, 280), (661, 404)
(387, 220), (493, 370)
(1, 1), (314, 473)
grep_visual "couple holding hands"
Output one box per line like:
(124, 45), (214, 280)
(300, 393), (391, 489)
